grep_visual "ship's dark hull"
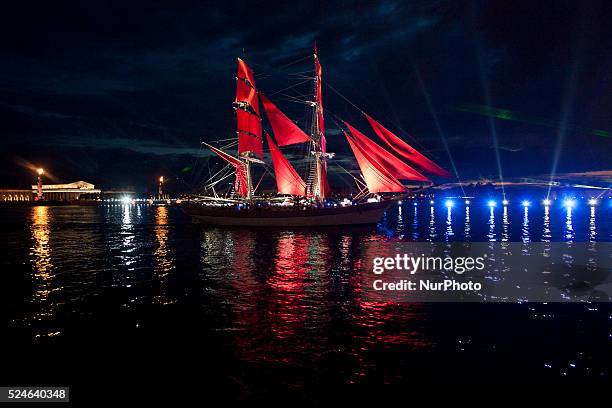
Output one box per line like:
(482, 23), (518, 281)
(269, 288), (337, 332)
(181, 199), (395, 227)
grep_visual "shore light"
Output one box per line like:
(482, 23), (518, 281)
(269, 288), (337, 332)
(502, 199), (509, 206)
(430, 200), (435, 205)
(522, 200), (531, 207)
(121, 196), (132, 205)
(488, 200), (497, 207)
(465, 199), (470, 205)
(37, 168), (44, 175)
(588, 199), (597, 206)
(543, 199), (551, 206)
(445, 199), (454, 208)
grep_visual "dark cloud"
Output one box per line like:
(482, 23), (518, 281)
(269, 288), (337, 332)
(0, 0), (610, 191)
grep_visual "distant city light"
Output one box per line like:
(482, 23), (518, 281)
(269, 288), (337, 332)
(413, 202), (418, 206)
(398, 200), (402, 205)
(563, 199), (576, 208)
(37, 168), (44, 175)
(522, 200), (531, 207)
(445, 199), (454, 208)
(430, 200), (435, 205)
(543, 199), (551, 206)
(502, 199), (509, 206)
(488, 200), (497, 207)
(159, 176), (164, 183)
(588, 198), (597, 206)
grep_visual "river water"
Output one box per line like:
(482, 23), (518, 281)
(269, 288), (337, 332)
(1, 201), (611, 399)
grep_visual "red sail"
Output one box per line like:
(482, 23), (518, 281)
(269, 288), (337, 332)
(313, 45), (330, 196)
(237, 58), (256, 87)
(364, 113), (451, 178)
(235, 58), (262, 158)
(236, 81), (258, 114)
(343, 132), (406, 193)
(314, 46), (325, 149)
(343, 121), (429, 182)
(265, 132), (307, 196)
(236, 58), (259, 115)
(203, 143), (248, 197)
(236, 109), (263, 159)
(260, 93), (311, 146)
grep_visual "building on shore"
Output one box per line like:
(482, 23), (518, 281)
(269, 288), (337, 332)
(29, 181), (101, 201)
(0, 189), (32, 201)
(1, 181), (101, 202)
(2, 181), (101, 202)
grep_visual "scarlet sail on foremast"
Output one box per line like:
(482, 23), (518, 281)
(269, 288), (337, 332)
(203, 143), (249, 197)
(343, 131), (406, 193)
(236, 58), (263, 159)
(236, 58), (259, 115)
(364, 113), (451, 178)
(343, 120), (430, 182)
(265, 132), (308, 196)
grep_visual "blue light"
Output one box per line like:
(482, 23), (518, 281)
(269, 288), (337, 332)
(488, 200), (497, 207)
(563, 199), (576, 209)
(445, 199), (454, 208)
(502, 199), (509, 206)
(522, 200), (531, 207)
(588, 198), (597, 206)
(542, 198), (551, 206)
(430, 200), (435, 205)
(465, 199), (470, 205)
(413, 202), (418, 206)
(398, 200), (402, 205)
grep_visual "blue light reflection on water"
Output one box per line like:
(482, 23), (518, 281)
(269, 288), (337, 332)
(390, 199), (611, 243)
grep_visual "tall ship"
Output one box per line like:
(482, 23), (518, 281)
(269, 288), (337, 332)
(181, 46), (450, 226)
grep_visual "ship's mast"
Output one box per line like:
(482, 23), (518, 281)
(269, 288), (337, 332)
(243, 157), (253, 200)
(309, 46), (325, 203)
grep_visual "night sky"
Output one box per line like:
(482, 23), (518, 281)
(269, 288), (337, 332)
(1, 0), (610, 193)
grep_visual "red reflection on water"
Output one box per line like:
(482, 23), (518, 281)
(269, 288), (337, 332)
(266, 233), (312, 339)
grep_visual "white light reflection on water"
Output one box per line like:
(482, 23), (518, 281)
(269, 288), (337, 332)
(502, 206), (509, 242)
(411, 206), (419, 240)
(521, 206), (531, 256)
(589, 206), (596, 242)
(541, 206), (551, 243)
(105, 204), (141, 296)
(428, 205), (436, 241)
(565, 207), (575, 243)
(463, 205), (471, 240)
(522, 206), (530, 243)
(395, 206), (404, 239)
(445, 207), (454, 241)
(487, 206), (496, 242)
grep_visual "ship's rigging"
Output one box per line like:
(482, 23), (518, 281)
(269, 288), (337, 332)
(201, 46), (450, 203)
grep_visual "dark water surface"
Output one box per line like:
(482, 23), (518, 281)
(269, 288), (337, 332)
(1, 203), (612, 399)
